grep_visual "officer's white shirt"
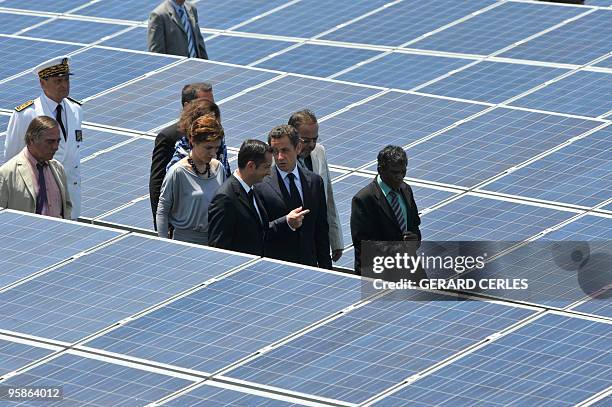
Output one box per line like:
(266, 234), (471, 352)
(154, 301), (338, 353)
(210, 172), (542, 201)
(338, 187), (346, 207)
(4, 93), (82, 219)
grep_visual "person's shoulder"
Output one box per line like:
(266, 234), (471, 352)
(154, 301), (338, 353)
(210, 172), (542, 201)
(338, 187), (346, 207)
(155, 122), (181, 141)
(13, 99), (35, 113)
(354, 179), (377, 198)
(64, 97), (83, 112)
(0, 152), (24, 172)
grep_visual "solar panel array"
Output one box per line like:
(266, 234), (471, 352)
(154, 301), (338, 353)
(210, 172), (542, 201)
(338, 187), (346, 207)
(1, 0), (610, 405)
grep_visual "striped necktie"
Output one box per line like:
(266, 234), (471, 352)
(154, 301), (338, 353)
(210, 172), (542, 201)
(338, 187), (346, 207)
(177, 7), (197, 58)
(389, 190), (406, 232)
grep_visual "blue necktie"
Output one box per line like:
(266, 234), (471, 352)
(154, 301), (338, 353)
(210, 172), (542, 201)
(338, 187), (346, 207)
(178, 7), (197, 58)
(35, 162), (47, 214)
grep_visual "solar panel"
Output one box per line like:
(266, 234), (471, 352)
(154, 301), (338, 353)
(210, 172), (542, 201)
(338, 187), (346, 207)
(0, 338), (55, 376)
(322, 0), (496, 47)
(0, 210), (123, 290)
(390, 108), (601, 188)
(237, 0), (389, 38)
(20, 19), (129, 44)
(336, 52), (473, 91)
(79, 128), (137, 160)
(419, 61), (568, 104)
(1, 352), (193, 405)
(80, 138), (154, 218)
(374, 313), (612, 406)
(501, 10), (612, 65)
(0, 0), (86, 13)
(510, 70), (612, 118)
(0, 12), (49, 35)
(70, 0), (163, 22)
(544, 214), (612, 241)
(219, 75), (379, 148)
(195, 0), (292, 30)
(97, 198), (155, 232)
(256, 44), (382, 78)
(0, 234), (253, 342)
(0, 37), (81, 82)
(206, 35), (296, 67)
(223, 296), (535, 404)
(594, 55), (612, 69)
(84, 260), (364, 373)
(320, 91), (486, 168)
(165, 382), (305, 407)
(586, 0), (612, 5)
(336, 247), (355, 270)
(97, 27), (148, 52)
(571, 297), (611, 319)
(84, 59), (278, 132)
(411, 2), (583, 56)
(483, 126), (612, 207)
(421, 194), (576, 240)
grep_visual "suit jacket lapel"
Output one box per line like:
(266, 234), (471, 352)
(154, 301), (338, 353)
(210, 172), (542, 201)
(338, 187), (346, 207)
(271, 167), (290, 208)
(166, 0), (187, 35)
(297, 166), (311, 209)
(373, 180), (401, 231)
(231, 177), (262, 225)
(16, 157), (36, 201)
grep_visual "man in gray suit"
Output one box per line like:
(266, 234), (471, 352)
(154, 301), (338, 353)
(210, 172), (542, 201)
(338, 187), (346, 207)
(148, 0), (209, 59)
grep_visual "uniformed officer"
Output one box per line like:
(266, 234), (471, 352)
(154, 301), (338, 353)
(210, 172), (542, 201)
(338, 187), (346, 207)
(4, 56), (83, 219)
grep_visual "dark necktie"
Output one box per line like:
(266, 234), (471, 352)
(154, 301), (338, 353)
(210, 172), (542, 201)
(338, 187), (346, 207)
(247, 188), (262, 224)
(286, 173), (303, 210)
(389, 190), (406, 232)
(304, 155), (313, 171)
(35, 162), (48, 214)
(55, 104), (67, 141)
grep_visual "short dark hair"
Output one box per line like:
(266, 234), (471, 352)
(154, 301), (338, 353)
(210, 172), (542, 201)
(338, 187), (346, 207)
(267, 125), (299, 148)
(25, 116), (58, 145)
(237, 139), (272, 169)
(181, 82), (213, 105)
(288, 109), (317, 129)
(377, 145), (407, 169)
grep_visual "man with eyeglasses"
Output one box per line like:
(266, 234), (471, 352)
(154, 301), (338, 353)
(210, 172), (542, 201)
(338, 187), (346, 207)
(289, 109), (344, 262)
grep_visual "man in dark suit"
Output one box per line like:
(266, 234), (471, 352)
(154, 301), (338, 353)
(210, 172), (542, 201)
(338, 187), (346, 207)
(148, 0), (209, 59)
(351, 145), (422, 275)
(148, 83), (216, 227)
(208, 140), (308, 256)
(256, 125), (332, 269)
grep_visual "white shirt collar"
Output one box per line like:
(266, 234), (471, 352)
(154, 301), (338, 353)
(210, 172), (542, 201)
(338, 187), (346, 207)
(276, 164), (300, 182)
(41, 92), (63, 111)
(233, 170), (252, 194)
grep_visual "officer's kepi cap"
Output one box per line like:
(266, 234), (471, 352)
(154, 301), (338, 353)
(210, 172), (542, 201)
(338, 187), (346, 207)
(33, 56), (74, 80)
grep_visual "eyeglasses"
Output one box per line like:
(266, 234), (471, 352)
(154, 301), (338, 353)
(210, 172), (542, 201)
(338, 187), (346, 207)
(299, 137), (318, 144)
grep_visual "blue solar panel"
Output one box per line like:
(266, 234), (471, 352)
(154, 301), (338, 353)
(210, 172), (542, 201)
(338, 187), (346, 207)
(80, 138), (153, 218)
(70, 0), (163, 21)
(2, 353), (192, 405)
(510, 71), (612, 118)
(20, 19), (128, 44)
(85, 260), (364, 372)
(238, 0), (389, 38)
(0, 12), (49, 35)
(195, 0), (292, 30)
(393, 108), (601, 188)
(0, 210), (122, 290)
(224, 297), (535, 404)
(97, 27), (148, 52)
(256, 44), (381, 78)
(336, 52), (473, 91)
(0, 46), (178, 109)
(501, 10), (612, 65)
(205, 35), (295, 67)
(0, 37), (81, 82)
(571, 297), (612, 319)
(0, 339), (54, 376)
(0, 234), (253, 342)
(219, 75), (379, 148)
(419, 61), (568, 104)
(544, 214), (612, 240)
(97, 198), (155, 231)
(166, 382), (303, 407)
(422, 195), (576, 240)
(411, 2), (583, 55)
(484, 126), (612, 207)
(322, 0), (495, 47)
(0, 0), (86, 13)
(594, 55), (612, 69)
(78, 128), (136, 160)
(336, 246), (355, 270)
(85, 59), (278, 132)
(587, 0), (612, 5)
(320, 92), (486, 168)
(375, 313), (612, 406)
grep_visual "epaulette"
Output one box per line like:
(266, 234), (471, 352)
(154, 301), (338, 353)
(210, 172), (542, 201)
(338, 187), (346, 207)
(67, 96), (82, 106)
(14, 100), (34, 112)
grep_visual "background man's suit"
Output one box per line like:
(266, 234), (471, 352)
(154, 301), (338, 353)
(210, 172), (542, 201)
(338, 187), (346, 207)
(208, 175), (290, 257)
(0, 153), (72, 218)
(148, 0), (209, 59)
(351, 178), (421, 274)
(256, 167), (332, 269)
(149, 123), (182, 225)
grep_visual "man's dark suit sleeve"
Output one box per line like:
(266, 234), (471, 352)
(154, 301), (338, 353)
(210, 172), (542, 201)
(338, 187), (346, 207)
(149, 130), (174, 226)
(314, 177), (332, 269)
(192, 7), (209, 59)
(208, 192), (235, 250)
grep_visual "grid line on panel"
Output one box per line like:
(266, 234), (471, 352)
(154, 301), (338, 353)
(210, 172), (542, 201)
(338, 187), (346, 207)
(0, 339), (57, 378)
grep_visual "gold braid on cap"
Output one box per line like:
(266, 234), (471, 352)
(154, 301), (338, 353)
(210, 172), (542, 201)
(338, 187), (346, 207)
(38, 58), (70, 79)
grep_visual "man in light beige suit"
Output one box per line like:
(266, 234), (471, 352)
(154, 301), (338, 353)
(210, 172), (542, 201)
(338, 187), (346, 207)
(148, 0), (209, 59)
(0, 116), (72, 218)
(290, 109), (344, 262)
